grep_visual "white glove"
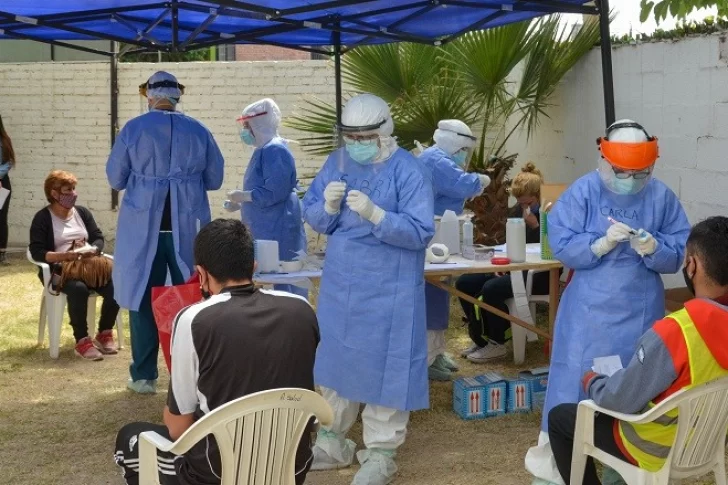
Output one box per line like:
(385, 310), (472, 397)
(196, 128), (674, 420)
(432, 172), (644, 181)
(607, 222), (634, 244)
(223, 200), (241, 212)
(632, 229), (657, 256)
(478, 174), (491, 191)
(324, 181), (347, 215)
(346, 190), (385, 225)
(591, 222), (634, 257)
(227, 189), (252, 203)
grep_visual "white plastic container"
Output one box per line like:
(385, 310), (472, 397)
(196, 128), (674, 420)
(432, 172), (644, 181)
(255, 240), (280, 273)
(431, 210), (461, 255)
(462, 216), (474, 251)
(506, 218), (526, 263)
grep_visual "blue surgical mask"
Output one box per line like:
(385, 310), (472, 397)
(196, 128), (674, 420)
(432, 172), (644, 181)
(240, 128), (256, 146)
(346, 141), (379, 164)
(612, 177), (646, 195)
(452, 150), (467, 167)
(530, 203), (540, 213)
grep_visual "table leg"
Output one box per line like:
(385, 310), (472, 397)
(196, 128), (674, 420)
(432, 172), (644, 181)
(427, 277), (552, 341)
(548, 268), (560, 353)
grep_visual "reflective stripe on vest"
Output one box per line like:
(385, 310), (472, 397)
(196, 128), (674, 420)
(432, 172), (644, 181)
(618, 308), (728, 472)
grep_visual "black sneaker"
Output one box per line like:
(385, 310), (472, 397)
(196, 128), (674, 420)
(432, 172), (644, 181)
(0, 252), (9, 266)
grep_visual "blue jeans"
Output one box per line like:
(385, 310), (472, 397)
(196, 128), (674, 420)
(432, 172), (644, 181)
(128, 233), (183, 382)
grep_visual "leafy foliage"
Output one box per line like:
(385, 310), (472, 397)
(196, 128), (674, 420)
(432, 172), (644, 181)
(612, 15), (728, 44)
(119, 46), (212, 62)
(640, 0), (728, 23)
(286, 15), (601, 170)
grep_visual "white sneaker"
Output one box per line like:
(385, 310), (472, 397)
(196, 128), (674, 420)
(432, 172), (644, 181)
(467, 342), (507, 362)
(460, 343), (483, 357)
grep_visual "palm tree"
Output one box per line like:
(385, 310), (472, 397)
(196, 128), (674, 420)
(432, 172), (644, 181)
(286, 15), (601, 245)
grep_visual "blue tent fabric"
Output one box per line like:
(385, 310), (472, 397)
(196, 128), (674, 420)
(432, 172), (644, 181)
(0, 1), (596, 51)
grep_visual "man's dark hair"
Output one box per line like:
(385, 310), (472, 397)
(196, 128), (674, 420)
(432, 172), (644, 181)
(194, 219), (254, 282)
(686, 216), (728, 287)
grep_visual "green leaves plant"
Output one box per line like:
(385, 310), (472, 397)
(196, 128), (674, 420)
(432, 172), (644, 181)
(285, 14), (601, 166)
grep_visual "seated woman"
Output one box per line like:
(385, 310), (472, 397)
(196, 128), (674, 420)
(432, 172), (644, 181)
(456, 163), (548, 362)
(29, 170), (120, 361)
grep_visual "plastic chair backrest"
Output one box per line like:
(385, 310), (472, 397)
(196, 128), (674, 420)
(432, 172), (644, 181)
(166, 388), (333, 485)
(670, 376), (728, 470)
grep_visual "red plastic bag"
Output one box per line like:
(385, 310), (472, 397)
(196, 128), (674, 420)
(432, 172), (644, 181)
(151, 274), (201, 372)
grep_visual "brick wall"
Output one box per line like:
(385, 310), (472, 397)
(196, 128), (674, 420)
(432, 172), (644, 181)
(1, 60), (335, 247)
(234, 45), (311, 61)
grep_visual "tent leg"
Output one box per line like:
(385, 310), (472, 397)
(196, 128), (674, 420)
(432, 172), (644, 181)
(110, 41), (119, 210)
(597, 0), (615, 127)
(334, 29), (343, 148)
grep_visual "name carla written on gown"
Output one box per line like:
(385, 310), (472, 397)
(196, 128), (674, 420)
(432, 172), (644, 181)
(280, 392), (303, 402)
(600, 206), (639, 221)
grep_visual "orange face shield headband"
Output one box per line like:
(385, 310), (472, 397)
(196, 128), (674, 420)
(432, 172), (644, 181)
(597, 137), (659, 170)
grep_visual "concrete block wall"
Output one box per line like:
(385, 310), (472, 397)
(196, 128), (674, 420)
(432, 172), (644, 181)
(1, 60), (335, 246)
(507, 33), (728, 287)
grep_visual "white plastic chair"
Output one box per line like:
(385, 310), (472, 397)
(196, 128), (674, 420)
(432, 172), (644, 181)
(27, 248), (125, 358)
(506, 269), (550, 364)
(571, 376), (728, 485)
(139, 388), (334, 485)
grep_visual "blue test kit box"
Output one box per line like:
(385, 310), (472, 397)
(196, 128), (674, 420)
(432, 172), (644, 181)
(453, 372), (507, 420)
(518, 367), (549, 411)
(506, 378), (532, 413)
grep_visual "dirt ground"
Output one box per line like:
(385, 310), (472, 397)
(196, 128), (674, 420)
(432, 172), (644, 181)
(0, 256), (718, 484)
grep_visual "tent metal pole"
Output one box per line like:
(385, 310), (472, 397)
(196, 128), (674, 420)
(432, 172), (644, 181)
(334, 28), (343, 148)
(597, 0), (615, 127)
(110, 41), (120, 210)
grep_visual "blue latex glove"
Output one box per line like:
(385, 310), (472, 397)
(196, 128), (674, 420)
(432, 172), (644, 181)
(0, 163), (10, 178)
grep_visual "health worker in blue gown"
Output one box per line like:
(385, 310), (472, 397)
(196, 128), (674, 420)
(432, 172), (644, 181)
(223, 98), (307, 298)
(525, 119), (691, 485)
(107, 71), (225, 394)
(418, 119), (490, 382)
(302, 94), (435, 485)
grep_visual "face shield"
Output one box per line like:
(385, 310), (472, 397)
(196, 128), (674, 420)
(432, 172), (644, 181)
(598, 157), (655, 195)
(339, 120), (385, 165)
(236, 111), (268, 146)
(433, 119), (476, 169)
(139, 73), (185, 114)
(596, 120), (659, 195)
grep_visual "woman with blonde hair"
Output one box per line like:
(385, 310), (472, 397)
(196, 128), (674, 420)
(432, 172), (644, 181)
(0, 114), (16, 265)
(456, 162), (547, 362)
(29, 170), (120, 360)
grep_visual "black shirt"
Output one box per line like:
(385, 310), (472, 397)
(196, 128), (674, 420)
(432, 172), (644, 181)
(168, 285), (319, 485)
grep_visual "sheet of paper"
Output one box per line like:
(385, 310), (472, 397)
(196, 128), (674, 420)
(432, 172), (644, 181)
(424, 262), (472, 271)
(0, 187), (8, 210)
(592, 355), (623, 377)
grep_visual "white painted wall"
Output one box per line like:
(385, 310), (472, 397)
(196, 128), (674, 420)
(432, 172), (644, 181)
(506, 33), (728, 287)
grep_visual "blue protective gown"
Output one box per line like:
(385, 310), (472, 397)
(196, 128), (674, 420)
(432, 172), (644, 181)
(242, 137), (306, 262)
(419, 146), (484, 331)
(302, 147), (435, 411)
(419, 146), (483, 216)
(541, 171), (690, 432)
(107, 110), (224, 311)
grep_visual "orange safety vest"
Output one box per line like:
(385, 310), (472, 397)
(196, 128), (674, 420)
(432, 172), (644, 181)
(618, 307), (728, 472)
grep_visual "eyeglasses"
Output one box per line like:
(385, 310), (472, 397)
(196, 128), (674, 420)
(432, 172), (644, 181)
(612, 166), (652, 180)
(343, 135), (378, 145)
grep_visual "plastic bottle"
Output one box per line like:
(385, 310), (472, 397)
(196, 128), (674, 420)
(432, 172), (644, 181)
(506, 218), (526, 263)
(462, 216), (474, 251)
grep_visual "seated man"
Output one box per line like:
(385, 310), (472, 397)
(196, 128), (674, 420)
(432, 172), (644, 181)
(548, 216), (728, 485)
(114, 219), (319, 485)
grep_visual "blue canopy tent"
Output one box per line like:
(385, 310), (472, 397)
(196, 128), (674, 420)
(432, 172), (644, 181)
(0, 0), (615, 205)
